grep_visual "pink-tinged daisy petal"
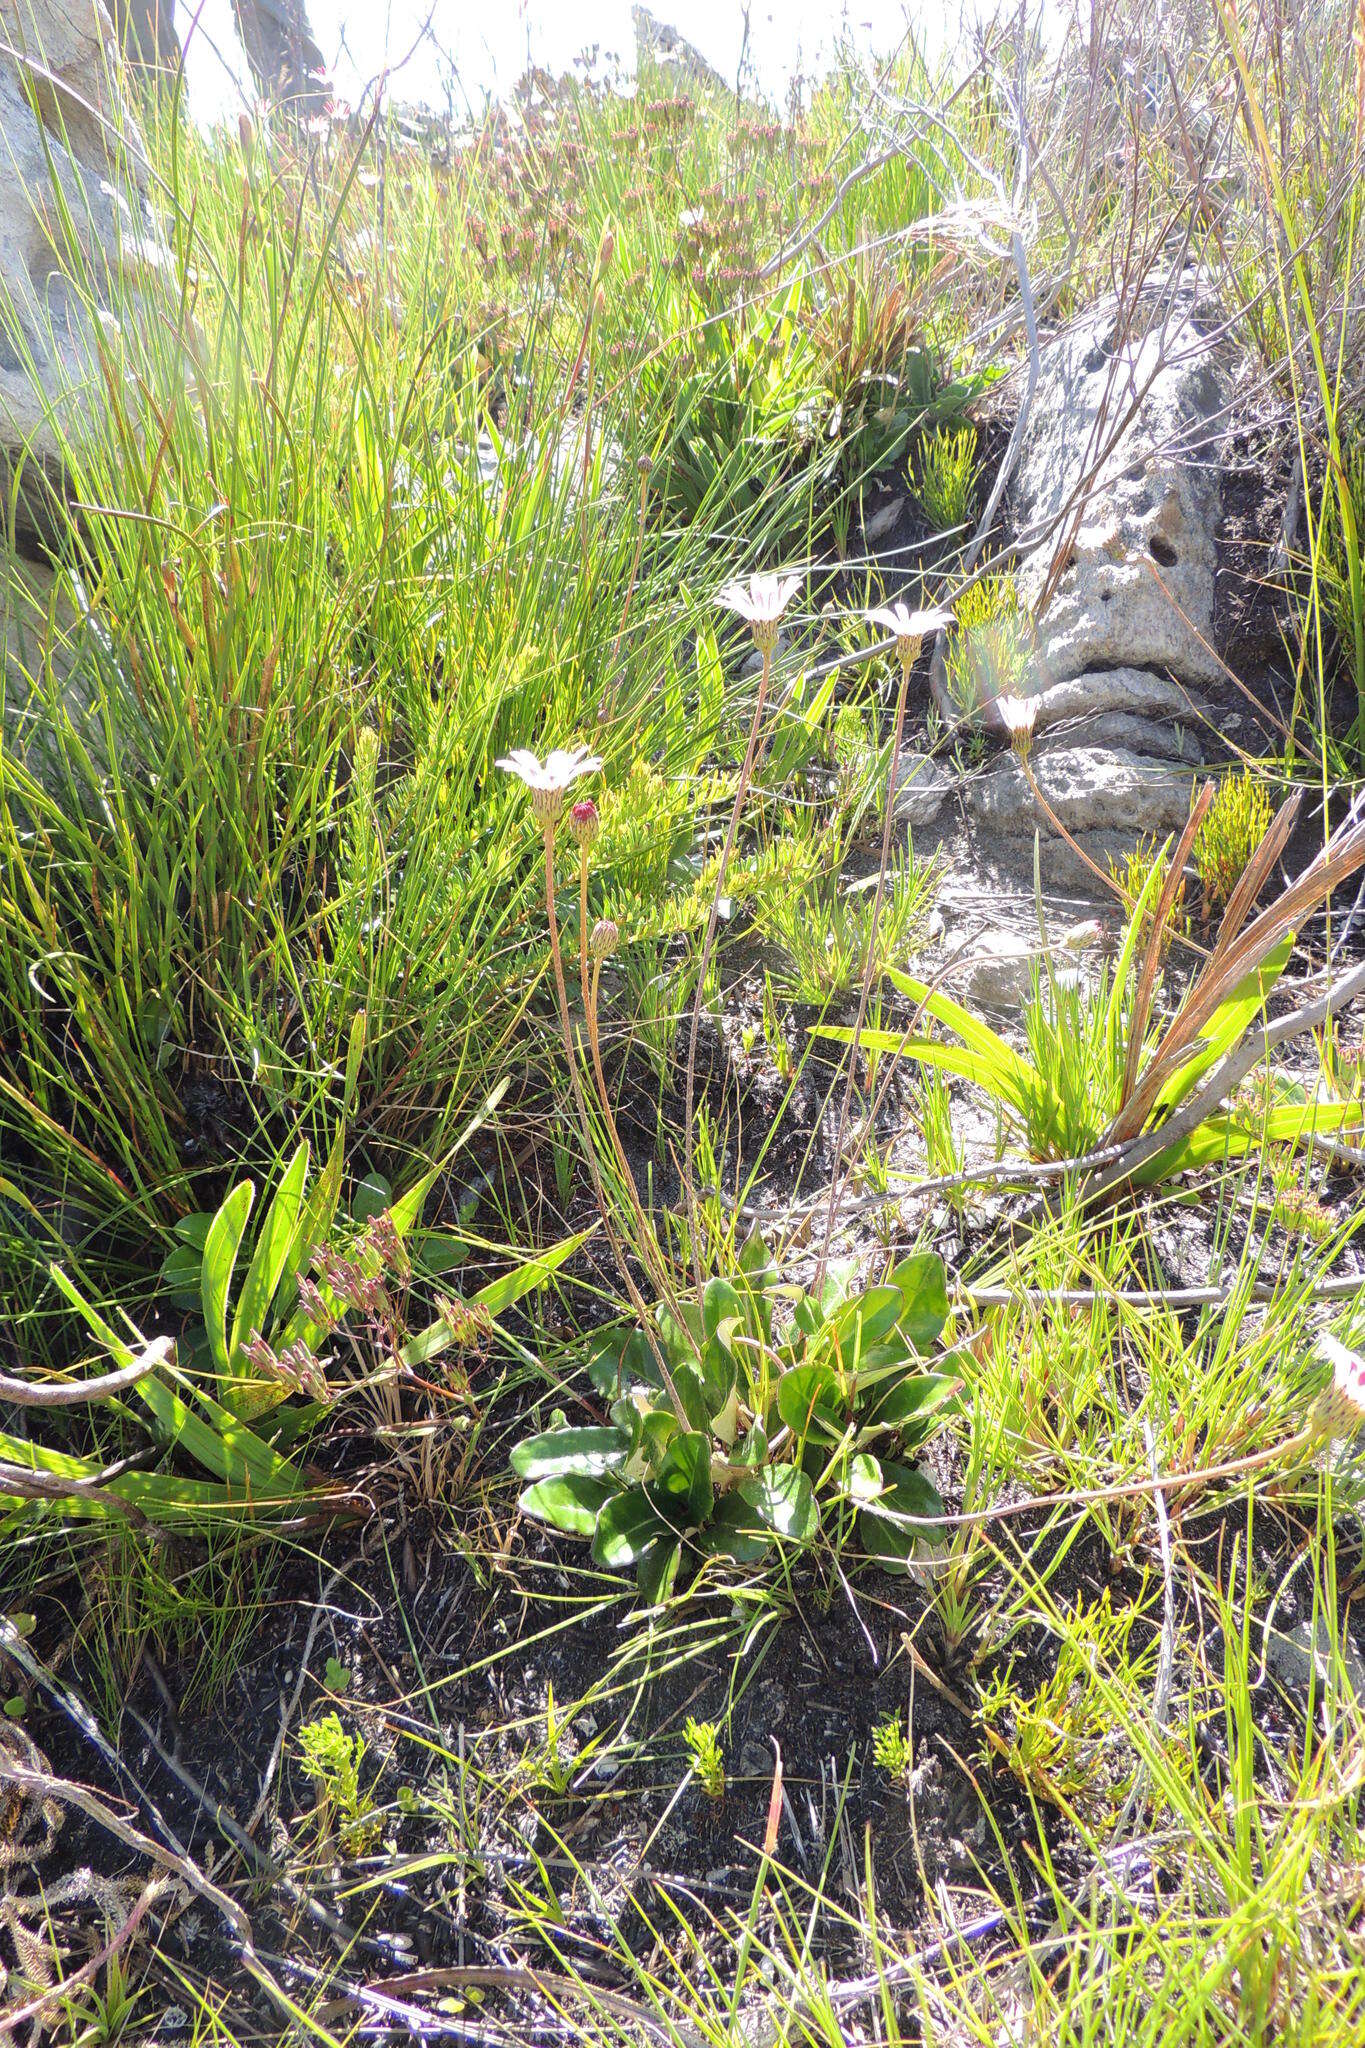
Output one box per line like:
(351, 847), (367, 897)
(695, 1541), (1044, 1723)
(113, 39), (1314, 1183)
(1311, 1334), (1365, 1442)
(866, 601), (954, 644)
(496, 744), (602, 823)
(995, 694), (1038, 743)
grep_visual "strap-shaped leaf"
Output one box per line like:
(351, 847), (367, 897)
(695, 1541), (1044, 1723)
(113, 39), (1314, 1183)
(231, 1143), (310, 1366)
(202, 1180), (254, 1383)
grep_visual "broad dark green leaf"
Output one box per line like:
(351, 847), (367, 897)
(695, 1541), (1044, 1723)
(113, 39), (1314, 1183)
(777, 1362), (844, 1440)
(863, 1370), (961, 1439)
(859, 1461), (944, 1572)
(888, 1252), (949, 1350)
(646, 1430), (714, 1527)
(828, 1283), (904, 1354)
(637, 1537), (682, 1605)
(519, 1473), (612, 1539)
(592, 1486), (661, 1567)
(510, 1427), (631, 1482)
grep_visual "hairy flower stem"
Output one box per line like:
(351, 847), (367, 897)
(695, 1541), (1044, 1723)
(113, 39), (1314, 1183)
(815, 643), (915, 1290)
(682, 640), (771, 1303)
(543, 826), (687, 1423)
(577, 849), (687, 1330)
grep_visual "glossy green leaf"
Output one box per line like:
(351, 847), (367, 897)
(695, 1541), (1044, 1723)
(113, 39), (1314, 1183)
(646, 1430), (713, 1527)
(592, 1486), (661, 1567)
(510, 1427), (631, 1482)
(859, 1461), (944, 1572)
(519, 1472), (612, 1539)
(888, 1251), (950, 1350)
(777, 1362), (844, 1440)
(231, 1142), (309, 1367)
(202, 1179), (254, 1383)
(637, 1537), (682, 1605)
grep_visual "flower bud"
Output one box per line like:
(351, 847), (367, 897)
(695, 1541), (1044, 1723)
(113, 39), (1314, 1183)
(569, 798), (599, 848)
(597, 227), (616, 272)
(588, 917), (620, 962)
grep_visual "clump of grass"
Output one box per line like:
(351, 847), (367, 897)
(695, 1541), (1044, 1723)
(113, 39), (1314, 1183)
(1193, 772), (1273, 914)
(940, 574), (1034, 720)
(760, 850), (937, 1000)
(915, 423), (978, 532)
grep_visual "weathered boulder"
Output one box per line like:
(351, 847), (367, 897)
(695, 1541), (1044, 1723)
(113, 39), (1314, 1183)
(958, 277), (1233, 884)
(1, 1), (167, 761)
(1, 0), (164, 501)
(1013, 291), (1229, 692)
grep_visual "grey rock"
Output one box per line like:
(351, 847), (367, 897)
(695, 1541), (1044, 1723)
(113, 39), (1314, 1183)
(1025, 664), (1203, 739)
(1014, 290), (1230, 692)
(890, 750), (955, 828)
(0, 1), (168, 485)
(969, 745), (1195, 842)
(942, 929), (1039, 1008)
(1265, 1618), (1365, 1708)
(1034, 707), (1203, 764)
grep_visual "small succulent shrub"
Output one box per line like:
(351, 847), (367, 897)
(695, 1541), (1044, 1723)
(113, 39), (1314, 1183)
(1193, 772), (1273, 914)
(511, 1242), (962, 1599)
(977, 1591), (1158, 1819)
(594, 761), (697, 922)
(940, 574), (1034, 720)
(1108, 835), (1188, 961)
(872, 1715), (913, 1783)
(683, 1716), (726, 1799)
(915, 423), (978, 534)
(297, 1712), (381, 1855)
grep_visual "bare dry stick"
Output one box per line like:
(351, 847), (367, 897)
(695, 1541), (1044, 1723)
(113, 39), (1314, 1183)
(0, 1876), (172, 2037)
(0, 1337), (171, 1408)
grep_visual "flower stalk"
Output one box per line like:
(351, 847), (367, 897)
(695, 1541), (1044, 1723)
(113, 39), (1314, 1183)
(682, 572), (801, 1300)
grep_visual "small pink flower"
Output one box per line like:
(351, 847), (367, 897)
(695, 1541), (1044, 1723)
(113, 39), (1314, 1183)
(588, 916), (620, 961)
(1310, 1335), (1365, 1442)
(569, 798), (600, 848)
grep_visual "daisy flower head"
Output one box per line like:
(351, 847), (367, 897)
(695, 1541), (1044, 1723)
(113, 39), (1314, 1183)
(496, 746), (603, 826)
(1310, 1334), (1365, 1444)
(866, 601), (954, 669)
(995, 693), (1039, 753)
(718, 571), (803, 654)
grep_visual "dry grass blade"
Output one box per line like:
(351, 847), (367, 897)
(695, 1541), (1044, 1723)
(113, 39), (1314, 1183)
(1209, 787), (1302, 964)
(1119, 781), (1215, 1113)
(1106, 799), (1365, 1148)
